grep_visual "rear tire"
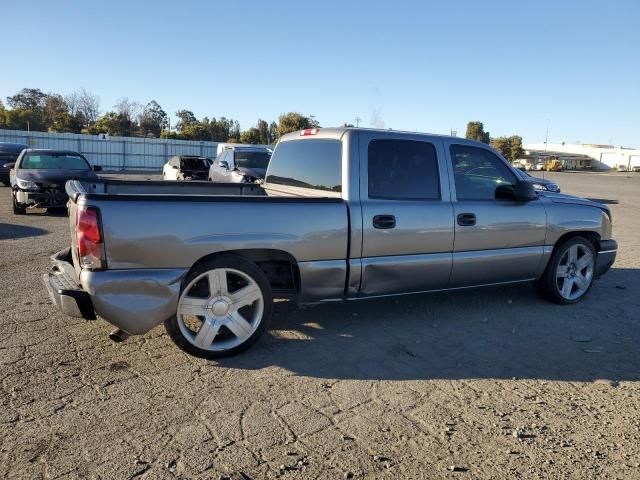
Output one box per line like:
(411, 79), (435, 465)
(12, 194), (26, 215)
(165, 254), (273, 359)
(535, 236), (596, 304)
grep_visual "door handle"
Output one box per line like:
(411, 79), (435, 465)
(457, 213), (476, 226)
(373, 214), (396, 229)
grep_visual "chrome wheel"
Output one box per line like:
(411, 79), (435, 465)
(176, 267), (264, 352)
(555, 244), (594, 300)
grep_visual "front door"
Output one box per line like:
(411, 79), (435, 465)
(445, 142), (547, 287)
(359, 133), (455, 296)
(212, 151), (233, 182)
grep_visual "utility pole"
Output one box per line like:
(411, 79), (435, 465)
(354, 117), (361, 127)
(542, 121), (549, 179)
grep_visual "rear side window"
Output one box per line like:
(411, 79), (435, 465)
(266, 139), (341, 193)
(368, 140), (440, 200)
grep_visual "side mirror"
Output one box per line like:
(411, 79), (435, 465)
(513, 180), (537, 201)
(219, 161), (230, 170)
(496, 181), (537, 201)
(93, 165), (103, 171)
(3, 162), (15, 169)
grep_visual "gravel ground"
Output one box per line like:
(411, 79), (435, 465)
(0, 172), (638, 479)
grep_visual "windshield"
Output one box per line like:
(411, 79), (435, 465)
(235, 151), (271, 169)
(20, 153), (90, 170)
(181, 157), (209, 171)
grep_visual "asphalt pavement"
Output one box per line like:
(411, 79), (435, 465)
(0, 171), (638, 479)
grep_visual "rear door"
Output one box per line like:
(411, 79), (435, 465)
(358, 132), (455, 296)
(445, 142), (547, 287)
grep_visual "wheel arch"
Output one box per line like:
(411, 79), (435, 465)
(187, 249), (301, 297)
(553, 231), (601, 252)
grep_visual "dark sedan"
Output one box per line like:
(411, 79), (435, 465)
(0, 142), (30, 186)
(515, 168), (561, 192)
(10, 149), (101, 215)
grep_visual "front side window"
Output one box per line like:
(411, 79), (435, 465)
(266, 139), (341, 193)
(450, 145), (516, 200)
(368, 139), (440, 200)
(215, 151), (228, 166)
(20, 153), (90, 170)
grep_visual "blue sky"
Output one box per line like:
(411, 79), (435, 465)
(3, 0), (639, 146)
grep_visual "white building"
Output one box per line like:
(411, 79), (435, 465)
(524, 143), (640, 170)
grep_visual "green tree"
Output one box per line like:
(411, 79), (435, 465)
(2, 108), (47, 131)
(490, 134), (525, 162)
(5, 88), (51, 131)
(268, 122), (278, 144)
(277, 112), (320, 137)
(208, 117), (240, 142)
(139, 100), (168, 137)
(44, 95), (81, 133)
(239, 127), (261, 144)
(86, 112), (135, 137)
(7, 88), (48, 111)
(465, 121), (490, 144)
(508, 135), (524, 161)
(490, 136), (511, 160)
(50, 112), (81, 133)
(256, 119), (270, 144)
(175, 110), (208, 140)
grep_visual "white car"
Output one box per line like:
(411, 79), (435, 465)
(162, 156), (211, 181)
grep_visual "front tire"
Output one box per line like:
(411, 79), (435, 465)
(535, 236), (596, 304)
(165, 254), (273, 359)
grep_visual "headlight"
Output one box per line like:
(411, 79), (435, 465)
(545, 183), (560, 192)
(16, 178), (39, 191)
(532, 183), (545, 191)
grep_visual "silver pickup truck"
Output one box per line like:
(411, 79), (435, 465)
(44, 128), (617, 358)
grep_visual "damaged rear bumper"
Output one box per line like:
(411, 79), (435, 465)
(43, 249), (186, 335)
(43, 248), (96, 320)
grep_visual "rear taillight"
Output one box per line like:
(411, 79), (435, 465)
(300, 128), (320, 136)
(76, 206), (105, 270)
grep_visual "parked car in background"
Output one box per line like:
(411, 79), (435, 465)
(44, 128), (616, 359)
(209, 146), (271, 183)
(10, 149), (101, 215)
(515, 168), (561, 192)
(0, 142), (30, 186)
(162, 156), (211, 181)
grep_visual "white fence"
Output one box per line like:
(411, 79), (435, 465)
(0, 129), (220, 171)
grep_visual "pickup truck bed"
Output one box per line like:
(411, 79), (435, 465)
(55, 178), (350, 337)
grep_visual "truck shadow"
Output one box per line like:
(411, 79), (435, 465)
(218, 267), (640, 383)
(0, 223), (49, 240)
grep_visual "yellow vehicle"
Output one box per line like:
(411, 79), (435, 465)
(546, 156), (562, 172)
